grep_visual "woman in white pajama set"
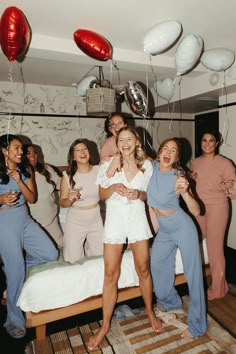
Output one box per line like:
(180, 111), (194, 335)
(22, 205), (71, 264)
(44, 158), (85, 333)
(88, 127), (162, 352)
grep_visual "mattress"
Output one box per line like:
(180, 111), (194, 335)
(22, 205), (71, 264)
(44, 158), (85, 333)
(17, 239), (208, 313)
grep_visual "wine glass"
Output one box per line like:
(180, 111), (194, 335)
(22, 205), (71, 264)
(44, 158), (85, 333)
(71, 186), (84, 201)
(221, 179), (235, 195)
(174, 169), (186, 193)
(8, 189), (19, 206)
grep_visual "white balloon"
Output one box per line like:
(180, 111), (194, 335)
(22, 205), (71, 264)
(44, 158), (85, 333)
(201, 48), (235, 72)
(154, 78), (175, 101)
(144, 20), (182, 55)
(76, 75), (97, 97)
(175, 34), (203, 76)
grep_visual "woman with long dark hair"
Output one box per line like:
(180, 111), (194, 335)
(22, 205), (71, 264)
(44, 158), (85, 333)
(23, 144), (63, 247)
(0, 134), (58, 339)
(191, 129), (236, 300)
(60, 138), (103, 263)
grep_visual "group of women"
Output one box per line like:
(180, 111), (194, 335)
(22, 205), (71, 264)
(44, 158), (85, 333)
(0, 112), (235, 346)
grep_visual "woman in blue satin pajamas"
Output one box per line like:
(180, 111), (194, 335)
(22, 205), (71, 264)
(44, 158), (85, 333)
(0, 134), (58, 339)
(147, 138), (207, 339)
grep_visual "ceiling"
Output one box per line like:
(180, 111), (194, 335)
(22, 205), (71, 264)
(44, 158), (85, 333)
(1, 0), (236, 113)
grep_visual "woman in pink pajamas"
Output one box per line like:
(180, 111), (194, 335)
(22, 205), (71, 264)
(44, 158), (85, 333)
(191, 130), (236, 300)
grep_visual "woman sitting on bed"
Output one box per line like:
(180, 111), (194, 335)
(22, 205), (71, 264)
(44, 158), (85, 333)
(88, 126), (162, 352)
(60, 138), (103, 263)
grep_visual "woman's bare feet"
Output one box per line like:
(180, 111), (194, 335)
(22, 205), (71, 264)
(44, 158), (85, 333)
(181, 329), (193, 339)
(147, 310), (163, 333)
(87, 326), (109, 352)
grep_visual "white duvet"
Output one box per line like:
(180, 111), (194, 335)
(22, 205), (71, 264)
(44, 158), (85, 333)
(17, 239), (208, 313)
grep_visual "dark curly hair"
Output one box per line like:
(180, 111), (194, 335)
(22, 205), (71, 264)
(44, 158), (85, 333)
(104, 112), (128, 138)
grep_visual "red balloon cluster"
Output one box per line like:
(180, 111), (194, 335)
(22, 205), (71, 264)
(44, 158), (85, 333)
(0, 6), (31, 62)
(74, 29), (112, 61)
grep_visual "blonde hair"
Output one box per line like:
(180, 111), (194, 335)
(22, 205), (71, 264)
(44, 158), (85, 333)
(116, 126), (146, 172)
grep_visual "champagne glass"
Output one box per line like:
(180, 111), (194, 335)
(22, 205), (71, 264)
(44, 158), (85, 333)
(221, 179), (235, 195)
(8, 189), (19, 206)
(71, 185), (84, 201)
(174, 169), (186, 193)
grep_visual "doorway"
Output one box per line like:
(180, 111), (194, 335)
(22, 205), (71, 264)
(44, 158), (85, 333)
(195, 111), (219, 157)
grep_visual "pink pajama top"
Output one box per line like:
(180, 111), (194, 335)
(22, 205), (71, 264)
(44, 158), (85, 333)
(191, 155), (236, 205)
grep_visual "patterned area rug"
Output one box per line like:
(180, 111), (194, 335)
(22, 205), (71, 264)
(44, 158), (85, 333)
(25, 296), (236, 354)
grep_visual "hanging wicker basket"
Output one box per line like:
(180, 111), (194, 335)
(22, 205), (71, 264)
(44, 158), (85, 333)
(86, 87), (116, 116)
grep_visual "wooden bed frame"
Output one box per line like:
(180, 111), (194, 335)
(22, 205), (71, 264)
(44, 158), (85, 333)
(25, 265), (211, 340)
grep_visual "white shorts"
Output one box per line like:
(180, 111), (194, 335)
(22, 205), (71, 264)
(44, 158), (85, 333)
(103, 200), (153, 244)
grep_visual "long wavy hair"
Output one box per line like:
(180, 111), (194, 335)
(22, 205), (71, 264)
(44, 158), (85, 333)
(66, 138), (92, 189)
(0, 134), (31, 184)
(116, 126), (146, 172)
(23, 144), (59, 192)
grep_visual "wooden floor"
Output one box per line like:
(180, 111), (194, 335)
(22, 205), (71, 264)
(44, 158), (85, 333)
(207, 291), (236, 338)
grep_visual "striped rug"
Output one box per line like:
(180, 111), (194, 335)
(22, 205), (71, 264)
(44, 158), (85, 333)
(25, 297), (236, 354)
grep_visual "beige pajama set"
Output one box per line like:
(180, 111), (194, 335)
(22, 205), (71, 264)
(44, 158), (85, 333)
(63, 165), (103, 263)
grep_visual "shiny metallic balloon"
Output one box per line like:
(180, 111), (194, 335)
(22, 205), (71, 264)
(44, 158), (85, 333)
(0, 6), (31, 62)
(124, 81), (148, 116)
(73, 29), (112, 61)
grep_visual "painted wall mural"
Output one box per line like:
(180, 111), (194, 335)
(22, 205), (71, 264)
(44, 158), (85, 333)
(0, 81), (194, 166)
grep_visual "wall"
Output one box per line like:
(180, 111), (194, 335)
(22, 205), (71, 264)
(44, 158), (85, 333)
(219, 93), (236, 249)
(0, 81), (194, 165)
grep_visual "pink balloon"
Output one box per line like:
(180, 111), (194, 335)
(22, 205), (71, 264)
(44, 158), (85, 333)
(74, 29), (112, 61)
(0, 6), (31, 62)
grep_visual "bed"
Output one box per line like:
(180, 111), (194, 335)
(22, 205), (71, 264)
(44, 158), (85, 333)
(17, 204), (210, 341)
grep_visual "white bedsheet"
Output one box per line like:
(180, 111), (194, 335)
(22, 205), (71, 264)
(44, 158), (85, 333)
(17, 240), (208, 313)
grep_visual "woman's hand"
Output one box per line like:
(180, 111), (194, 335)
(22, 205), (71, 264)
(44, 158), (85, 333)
(113, 183), (128, 197)
(7, 169), (21, 184)
(0, 192), (19, 207)
(68, 189), (81, 204)
(125, 188), (140, 201)
(174, 176), (189, 194)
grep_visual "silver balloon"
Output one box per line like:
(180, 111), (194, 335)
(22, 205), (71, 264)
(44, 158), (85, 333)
(124, 81), (148, 116)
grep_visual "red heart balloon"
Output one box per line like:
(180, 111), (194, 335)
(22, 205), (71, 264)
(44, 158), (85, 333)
(74, 29), (112, 61)
(0, 6), (31, 62)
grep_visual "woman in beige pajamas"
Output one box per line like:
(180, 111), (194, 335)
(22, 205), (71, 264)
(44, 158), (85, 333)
(60, 138), (103, 263)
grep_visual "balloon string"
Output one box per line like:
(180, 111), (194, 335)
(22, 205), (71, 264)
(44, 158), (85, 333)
(144, 54), (151, 118)
(147, 54), (159, 116)
(221, 77), (230, 147)
(112, 61), (121, 86)
(7, 63), (14, 145)
(17, 62), (26, 134)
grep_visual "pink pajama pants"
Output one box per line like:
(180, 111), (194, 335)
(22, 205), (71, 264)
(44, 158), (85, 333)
(196, 202), (229, 299)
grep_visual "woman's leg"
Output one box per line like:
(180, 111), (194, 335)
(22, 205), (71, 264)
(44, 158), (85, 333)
(88, 243), (124, 351)
(131, 240), (162, 332)
(63, 209), (85, 262)
(176, 212), (207, 338)
(151, 227), (182, 311)
(204, 204), (229, 300)
(0, 209), (26, 331)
